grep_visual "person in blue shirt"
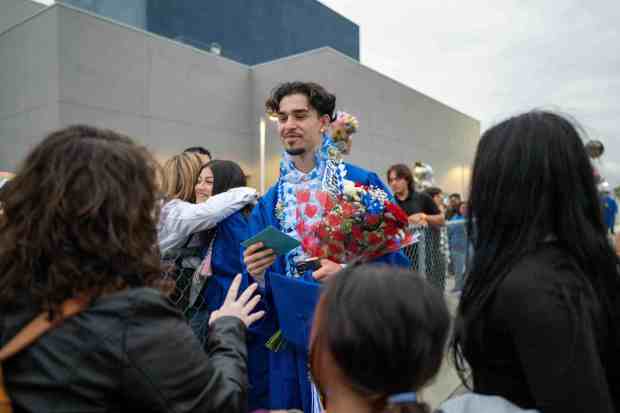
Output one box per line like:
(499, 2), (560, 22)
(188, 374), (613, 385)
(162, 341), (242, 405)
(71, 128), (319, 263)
(241, 82), (410, 413)
(447, 202), (468, 293)
(602, 190), (618, 234)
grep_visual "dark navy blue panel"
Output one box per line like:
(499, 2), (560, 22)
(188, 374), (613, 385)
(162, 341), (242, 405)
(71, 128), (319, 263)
(61, 0), (359, 65)
(60, 0), (148, 29)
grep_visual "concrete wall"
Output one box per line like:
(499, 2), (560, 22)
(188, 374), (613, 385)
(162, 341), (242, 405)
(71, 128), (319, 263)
(0, 4), (59, 171)
(251, 48), (480, 195)
(0, 3), (479, 195)
(0, 0), (45, 34)
(0, 4), (258, 180)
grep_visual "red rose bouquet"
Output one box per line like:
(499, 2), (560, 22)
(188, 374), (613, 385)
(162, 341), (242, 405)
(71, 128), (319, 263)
(296, 182), (419, 263)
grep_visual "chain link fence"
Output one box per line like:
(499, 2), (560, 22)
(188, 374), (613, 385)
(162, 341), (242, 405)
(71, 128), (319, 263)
(158, 248), (211, 343)
(404, 220), (469, 292)
(159, 220), (471, 340)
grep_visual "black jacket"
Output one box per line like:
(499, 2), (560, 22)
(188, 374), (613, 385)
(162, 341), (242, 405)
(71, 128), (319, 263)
(0, 287), (248, 413)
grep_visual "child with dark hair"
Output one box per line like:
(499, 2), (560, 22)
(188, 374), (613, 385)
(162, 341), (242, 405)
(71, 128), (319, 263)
(310, 264), (451, 413)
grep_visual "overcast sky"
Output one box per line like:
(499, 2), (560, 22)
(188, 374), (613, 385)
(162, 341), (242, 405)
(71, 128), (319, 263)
(35, 0), (620, 186)
(318, 0), (620, 186)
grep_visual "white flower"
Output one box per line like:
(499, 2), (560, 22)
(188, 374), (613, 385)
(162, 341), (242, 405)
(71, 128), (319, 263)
(343, 179), (357, 195)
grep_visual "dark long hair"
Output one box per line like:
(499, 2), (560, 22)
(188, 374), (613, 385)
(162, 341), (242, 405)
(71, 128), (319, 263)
(202, 159), (248, 196)
(452, 111), (620, 381)
(0, 125), (163, 315)
(200, 159), (253, 218)
(310, 265), (450, 413)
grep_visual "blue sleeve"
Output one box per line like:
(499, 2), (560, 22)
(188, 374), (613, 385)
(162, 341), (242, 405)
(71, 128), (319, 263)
(366, 171), (396, 202)
(242, 198), (279, 337)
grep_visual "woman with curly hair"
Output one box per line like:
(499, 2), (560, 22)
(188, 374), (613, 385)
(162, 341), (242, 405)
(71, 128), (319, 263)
(0, 125), (263, 413)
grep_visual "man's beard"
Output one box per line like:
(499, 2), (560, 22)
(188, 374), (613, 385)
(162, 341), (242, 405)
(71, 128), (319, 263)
(285, 147), (306, 156)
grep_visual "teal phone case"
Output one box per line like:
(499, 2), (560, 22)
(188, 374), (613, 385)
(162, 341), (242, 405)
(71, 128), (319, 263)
(241, 225), (301, 256)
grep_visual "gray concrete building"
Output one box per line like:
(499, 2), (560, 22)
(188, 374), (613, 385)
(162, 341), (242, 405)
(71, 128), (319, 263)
(0, 0), (480, 194)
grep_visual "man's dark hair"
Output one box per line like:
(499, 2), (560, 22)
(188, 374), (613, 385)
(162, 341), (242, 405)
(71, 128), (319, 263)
(265, 82), (336, 121)
(0, 125), (163, 316)
(449, 193), (461, 200)
(424, 187), (442, 198)
(387, 164), (415, 193)
(184, 146), (211, 159)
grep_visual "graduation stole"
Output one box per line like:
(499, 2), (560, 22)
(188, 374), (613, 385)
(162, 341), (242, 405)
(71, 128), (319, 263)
(275, 135), (346, 277)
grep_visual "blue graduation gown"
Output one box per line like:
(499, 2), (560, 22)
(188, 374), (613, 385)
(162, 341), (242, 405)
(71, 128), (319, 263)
(243, 163), (410, 412)
(196, 210), (271, 411)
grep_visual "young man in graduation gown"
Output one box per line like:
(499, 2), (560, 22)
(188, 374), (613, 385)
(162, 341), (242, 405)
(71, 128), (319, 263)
(242, 82), (410, 413)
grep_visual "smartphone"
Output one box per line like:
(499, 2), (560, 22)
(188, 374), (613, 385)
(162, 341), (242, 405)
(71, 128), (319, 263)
(295, 258), (322, 274)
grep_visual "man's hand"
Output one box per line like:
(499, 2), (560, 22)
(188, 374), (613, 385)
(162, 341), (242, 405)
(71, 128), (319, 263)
(312, 259), (343, 282)
(209, 274), (265, 327)
(243, 242), (276, 281)
(408, 213), (428, 226)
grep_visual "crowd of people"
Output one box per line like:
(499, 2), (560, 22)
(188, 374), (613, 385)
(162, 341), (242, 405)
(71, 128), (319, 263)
(0, 81), (619, 413)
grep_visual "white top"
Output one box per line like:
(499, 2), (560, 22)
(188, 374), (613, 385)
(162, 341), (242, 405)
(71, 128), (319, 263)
(157, 187), (257, 254)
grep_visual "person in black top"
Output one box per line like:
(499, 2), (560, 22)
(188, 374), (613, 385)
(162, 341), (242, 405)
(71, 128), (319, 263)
(452, 111), (620, 413)
(388, 164), (446, 291)
(387, 164), (443, 226)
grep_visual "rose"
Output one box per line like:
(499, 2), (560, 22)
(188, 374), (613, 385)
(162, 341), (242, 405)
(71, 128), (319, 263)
(328, 243), (344, 257)
(385, 202), (409, 226)
(332, 231), (346, 242)
(386, 238), (400, 251)
(342, 202), (355, 218)
(316, 192), (334, 210)
(384, 223), (400, 237)
(367, 233), (383, 245)
(366, 215), (380, 226)
(327, 213), (343, 227)
(351, 225), (364, 241)
(317, 225), (329, 240)
(302, 236), (318, 253)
